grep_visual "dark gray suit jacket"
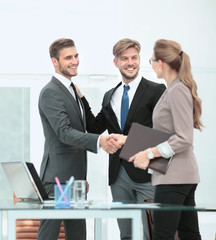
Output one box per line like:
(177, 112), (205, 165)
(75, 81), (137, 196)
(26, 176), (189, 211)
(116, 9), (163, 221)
(82, 77), (166, 185)
(38, 77), (99, 183)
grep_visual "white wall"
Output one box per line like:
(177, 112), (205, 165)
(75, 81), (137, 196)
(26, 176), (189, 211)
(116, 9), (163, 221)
(0, 0), (216, 239)
(0, 0), (119, 75)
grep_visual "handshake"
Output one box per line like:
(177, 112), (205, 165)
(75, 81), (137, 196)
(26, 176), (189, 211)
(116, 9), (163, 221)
(99, 134), (127, 154)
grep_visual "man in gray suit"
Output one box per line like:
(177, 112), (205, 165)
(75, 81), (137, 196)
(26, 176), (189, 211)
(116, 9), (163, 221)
(37, 38), (122, 240)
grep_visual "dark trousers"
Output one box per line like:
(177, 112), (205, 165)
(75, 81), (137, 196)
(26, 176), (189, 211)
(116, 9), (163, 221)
(153, 184), (202, 240)
(111, 165), (155, 240)
(37, 182), (86, 240)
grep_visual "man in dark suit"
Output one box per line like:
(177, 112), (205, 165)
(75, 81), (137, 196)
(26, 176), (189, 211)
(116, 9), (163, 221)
(77, 38), (166, 240)
(37, 38), (122, 240)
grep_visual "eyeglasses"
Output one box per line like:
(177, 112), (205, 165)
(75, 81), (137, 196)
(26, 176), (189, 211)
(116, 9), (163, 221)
(149, 58), (157, 65)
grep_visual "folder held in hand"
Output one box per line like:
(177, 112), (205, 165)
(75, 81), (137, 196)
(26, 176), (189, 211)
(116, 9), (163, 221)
(119, 122), (173, 174)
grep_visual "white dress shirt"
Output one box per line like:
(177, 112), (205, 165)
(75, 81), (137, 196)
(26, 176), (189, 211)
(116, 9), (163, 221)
(110, 74), (142, 128)
(54, 73), (83, 116)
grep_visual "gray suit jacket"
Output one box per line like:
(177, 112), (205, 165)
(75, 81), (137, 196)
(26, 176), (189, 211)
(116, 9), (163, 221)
(152, 78), (200, 185)
(38, 77), (99, 183)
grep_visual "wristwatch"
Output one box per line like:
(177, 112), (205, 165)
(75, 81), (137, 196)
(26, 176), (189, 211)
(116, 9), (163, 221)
(147, 148), (155, 159)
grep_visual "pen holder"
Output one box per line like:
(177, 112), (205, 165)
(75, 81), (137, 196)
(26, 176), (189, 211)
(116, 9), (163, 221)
(54, 184), (71, 208)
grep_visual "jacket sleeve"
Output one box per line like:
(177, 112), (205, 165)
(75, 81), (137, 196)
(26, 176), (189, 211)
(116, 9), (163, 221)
(81, 96), (107, 134)
(39, 87), (99, 153)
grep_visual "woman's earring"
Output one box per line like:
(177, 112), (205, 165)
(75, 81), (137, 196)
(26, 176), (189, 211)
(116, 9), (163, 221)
(158, 68), (161, 72)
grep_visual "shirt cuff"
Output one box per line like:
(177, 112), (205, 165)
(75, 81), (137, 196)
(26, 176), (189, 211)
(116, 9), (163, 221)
(157, 141), (175, 158)
(97, 135), (102, 153)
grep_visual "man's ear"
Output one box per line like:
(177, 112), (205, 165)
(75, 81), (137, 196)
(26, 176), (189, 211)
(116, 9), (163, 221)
(113, 58), (118, 68)
(51, 57), (58, 67)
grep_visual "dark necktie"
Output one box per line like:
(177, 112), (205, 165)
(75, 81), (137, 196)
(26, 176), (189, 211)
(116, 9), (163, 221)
(70, 82), (82, 116)
(71, 82), (80, 107)
(121, 85), (130, 132)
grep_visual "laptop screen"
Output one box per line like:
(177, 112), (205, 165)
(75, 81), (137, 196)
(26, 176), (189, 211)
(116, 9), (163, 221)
(1, 161), (49, 201)
(25, 162), (49, 201)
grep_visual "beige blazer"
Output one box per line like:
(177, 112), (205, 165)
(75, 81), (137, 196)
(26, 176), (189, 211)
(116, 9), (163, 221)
(152, 78), (200, 186)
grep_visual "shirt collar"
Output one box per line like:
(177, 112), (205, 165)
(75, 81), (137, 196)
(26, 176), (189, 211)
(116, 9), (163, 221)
(54, 73), (72, 89)
(122, 74), (142, 88)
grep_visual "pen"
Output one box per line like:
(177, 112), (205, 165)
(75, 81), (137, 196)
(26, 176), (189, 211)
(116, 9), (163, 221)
(55, 176), (69, 205)
(56, 176), (74, 205)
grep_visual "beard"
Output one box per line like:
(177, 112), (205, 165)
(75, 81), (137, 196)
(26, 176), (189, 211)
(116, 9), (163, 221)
(59, 65), (78, 78)
(119, 67), (139, 81)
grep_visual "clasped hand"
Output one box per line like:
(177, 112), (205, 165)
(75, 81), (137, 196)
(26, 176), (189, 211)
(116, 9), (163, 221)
(74, 84), (127, 155)
(99, 134), (127, 154)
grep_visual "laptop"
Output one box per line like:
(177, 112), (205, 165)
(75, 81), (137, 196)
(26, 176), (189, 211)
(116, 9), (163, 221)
(1, 161), (53, 203)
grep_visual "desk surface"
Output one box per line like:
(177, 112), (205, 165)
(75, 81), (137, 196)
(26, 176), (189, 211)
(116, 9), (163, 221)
(0, 199), (215, 212)
(0, 199), (145, 240)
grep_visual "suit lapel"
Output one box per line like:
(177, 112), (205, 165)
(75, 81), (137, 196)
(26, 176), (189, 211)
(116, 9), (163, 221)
(103, 82), (122, 132)
(51, 77), (85, 126)
(78, 95), (86, 129)
(124, 78), (147, 128)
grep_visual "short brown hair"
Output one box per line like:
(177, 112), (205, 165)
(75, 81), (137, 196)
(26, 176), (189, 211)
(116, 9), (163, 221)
(49, 38), (75, 60)
(113, 38), (141, 58)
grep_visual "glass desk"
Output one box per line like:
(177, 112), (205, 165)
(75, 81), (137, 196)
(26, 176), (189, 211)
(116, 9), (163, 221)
(0, 199), (215, 240)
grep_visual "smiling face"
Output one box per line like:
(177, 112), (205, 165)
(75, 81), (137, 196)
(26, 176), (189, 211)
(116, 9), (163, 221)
(114, 47), (140, 83)
(52, 46), (79, 80)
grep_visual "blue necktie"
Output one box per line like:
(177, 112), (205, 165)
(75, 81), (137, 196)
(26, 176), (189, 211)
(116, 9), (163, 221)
(121, 85), (130, 131)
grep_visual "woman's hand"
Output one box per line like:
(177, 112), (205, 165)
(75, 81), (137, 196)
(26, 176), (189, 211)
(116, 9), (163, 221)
(128, 149), (150, 170)
(74, 84), (83, 98)
(86, 180), (89, 193)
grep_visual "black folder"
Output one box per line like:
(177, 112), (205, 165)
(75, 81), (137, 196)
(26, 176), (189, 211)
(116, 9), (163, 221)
(119, 122), (173, 174)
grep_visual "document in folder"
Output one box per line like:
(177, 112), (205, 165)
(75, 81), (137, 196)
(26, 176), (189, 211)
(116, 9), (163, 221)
(119, 122), (173, 174)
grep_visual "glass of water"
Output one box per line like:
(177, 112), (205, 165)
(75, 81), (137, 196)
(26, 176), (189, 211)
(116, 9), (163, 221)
(73, 180), (86, 208)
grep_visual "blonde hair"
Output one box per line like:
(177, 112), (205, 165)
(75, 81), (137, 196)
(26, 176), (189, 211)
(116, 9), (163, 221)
(154, 39), (203, 131)
(113, 38), (141, 58)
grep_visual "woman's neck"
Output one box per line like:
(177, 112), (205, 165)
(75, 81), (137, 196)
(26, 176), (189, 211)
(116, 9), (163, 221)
(164, 70), (178, 86)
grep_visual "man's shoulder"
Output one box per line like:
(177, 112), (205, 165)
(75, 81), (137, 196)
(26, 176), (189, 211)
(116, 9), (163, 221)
(140, 77), (166, 89)
(39, 77), (60, 98)
(104, 82), (122, 95)
(141, 76), (162, 86)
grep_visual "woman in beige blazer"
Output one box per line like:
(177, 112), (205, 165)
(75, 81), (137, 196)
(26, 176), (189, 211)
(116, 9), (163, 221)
(129, 39), (203, 240)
